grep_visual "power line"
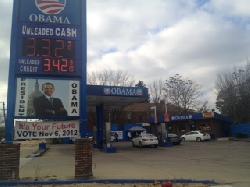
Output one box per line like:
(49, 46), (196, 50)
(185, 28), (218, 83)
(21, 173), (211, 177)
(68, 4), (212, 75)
(0, 102), (6, 126)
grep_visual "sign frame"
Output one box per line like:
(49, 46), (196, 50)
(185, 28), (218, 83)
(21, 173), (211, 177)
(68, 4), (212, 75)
(15, 120), (80, 140)
(6, 0), (87, 143)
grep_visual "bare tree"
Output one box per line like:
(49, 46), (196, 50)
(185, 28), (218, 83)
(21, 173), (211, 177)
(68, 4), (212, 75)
(149, 80), (164, 103)
(87, 69), (135, 86)
(163, 74), (202, 113)
(216, 63), (250, 122)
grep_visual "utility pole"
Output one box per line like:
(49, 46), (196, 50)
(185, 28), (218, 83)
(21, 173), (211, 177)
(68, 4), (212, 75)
(163, 96), (172, 145)
(0, 102), (6, 126)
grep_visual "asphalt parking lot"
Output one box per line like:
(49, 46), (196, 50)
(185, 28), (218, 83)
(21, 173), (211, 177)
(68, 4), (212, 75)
(20, 140), (250, 186)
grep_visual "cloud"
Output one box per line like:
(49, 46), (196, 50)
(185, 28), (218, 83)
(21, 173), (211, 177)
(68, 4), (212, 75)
(0, 0), (12, 91)
(87, 0), (197, 54)
(0, 0), (12, 52)
(1, 0), (250, 109)
(0, 57), (9, 83)
(0, 81), (7, 103)
(89, 10), (250, 76)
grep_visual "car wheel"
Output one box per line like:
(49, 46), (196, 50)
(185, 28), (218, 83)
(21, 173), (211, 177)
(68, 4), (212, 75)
(154, 144), (158, 148)
(196, 137), (201, 142)
(139, 141), (143, 148)
(182, 137), (185, 142)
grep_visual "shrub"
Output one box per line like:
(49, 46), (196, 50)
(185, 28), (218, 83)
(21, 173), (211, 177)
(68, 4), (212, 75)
(236, 133), (248, 139)
(0, 126), (5, 139)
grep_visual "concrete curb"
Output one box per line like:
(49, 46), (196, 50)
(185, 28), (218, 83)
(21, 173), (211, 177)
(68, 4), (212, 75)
(0, 179), (218, 186)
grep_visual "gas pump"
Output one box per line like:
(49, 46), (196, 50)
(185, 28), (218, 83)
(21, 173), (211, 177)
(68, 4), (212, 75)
(104, 122), (116, 153)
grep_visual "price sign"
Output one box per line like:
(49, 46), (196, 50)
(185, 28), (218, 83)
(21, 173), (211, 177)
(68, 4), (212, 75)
(7, 0), (87, 142)
(22, 38), (76, 73)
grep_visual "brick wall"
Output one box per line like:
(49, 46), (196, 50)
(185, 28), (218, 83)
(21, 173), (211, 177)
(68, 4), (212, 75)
(0, 143), (20, 180)
(75, 138), (93, 179)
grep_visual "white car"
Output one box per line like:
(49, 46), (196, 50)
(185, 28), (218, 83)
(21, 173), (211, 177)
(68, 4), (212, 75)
(181, 131), (211, 142)
(132, 133), (159, 148)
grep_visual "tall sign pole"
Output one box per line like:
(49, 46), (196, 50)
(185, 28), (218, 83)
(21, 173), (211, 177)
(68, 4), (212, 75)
(6, 0), (87, 143)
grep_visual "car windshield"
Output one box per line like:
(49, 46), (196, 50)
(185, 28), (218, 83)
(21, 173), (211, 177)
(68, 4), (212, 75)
(2, 1), (249, 186)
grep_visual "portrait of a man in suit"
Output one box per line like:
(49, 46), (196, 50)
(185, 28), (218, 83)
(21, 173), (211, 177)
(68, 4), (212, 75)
(33, 82), (67, 117)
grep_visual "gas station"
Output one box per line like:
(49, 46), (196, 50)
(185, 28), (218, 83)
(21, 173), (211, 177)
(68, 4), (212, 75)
(2, 1), (250, 186)
(87, 85), (149, 152)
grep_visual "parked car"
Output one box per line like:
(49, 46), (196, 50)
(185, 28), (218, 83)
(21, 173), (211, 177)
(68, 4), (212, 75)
(181, 131), (211, 142)
(166, 133), (182, 145)
(132, 133), (159, 148)
(0, 138), (5, 143)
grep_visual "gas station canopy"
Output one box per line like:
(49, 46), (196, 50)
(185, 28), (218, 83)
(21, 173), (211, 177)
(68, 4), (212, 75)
(87, 85), (149, 108)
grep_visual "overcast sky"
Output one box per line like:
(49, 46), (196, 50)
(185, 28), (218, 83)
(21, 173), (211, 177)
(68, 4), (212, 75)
(0, 0), (250, 109)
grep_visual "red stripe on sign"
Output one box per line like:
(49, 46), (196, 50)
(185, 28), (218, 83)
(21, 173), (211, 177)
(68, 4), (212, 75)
(37, 0), (60, 3)
(39, 3), (64, 10)
(47, 8), (62, 14)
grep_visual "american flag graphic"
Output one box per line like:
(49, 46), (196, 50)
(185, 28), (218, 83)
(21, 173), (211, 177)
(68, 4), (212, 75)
(35, 0), (66, 15)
